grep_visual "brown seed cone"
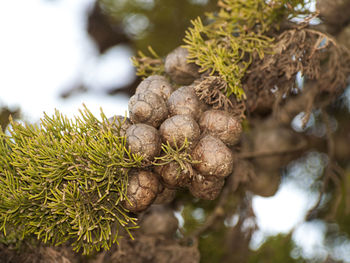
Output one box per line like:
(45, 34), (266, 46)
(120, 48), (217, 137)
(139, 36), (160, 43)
(152, 165), (176, 204)
(152, 165), (164, 176)
(164, 47), (200, 85)
(123, 169), (159, 213)
(109, 234), (200, 263)
(135, 75), (174, 101)
(338, 24), (350, 50)
(246, 170), (280, 197)
(199, 110), (242, 146)
(152, 163), (164, 176)
(192, 135), (234, 178)
(159, 114), (200, 148)
(189, 172), (225, 200)
(126, 123), (161, 161)
(160, 161), (192, 188)
(128, 90), (168, 128)
(231, 160), (256, 191)
(316, 0), (350, 31)
(167, 86), (207, 121)
(250, 125), (304, 171)
(153, 183), (176, 204)
(107, 115), (132, 136)
(140, 206), (179, 237)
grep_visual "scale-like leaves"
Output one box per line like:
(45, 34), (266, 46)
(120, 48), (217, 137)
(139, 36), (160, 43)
(0, 106), (142, 254)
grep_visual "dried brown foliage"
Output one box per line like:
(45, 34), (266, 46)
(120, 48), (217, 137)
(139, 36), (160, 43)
(244, 26), (350, 113)
(194, 76), (234, 111)
(194, 76), (246, 119)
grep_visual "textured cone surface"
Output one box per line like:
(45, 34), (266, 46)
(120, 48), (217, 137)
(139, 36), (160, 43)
(135, 75), (174, 100)
(252, 126), (302, 171)
(129, 90), (168, 127)
(153, 162), (164, 175)
(0, 244), (77, 263)
(167, 86), (207, 121)
(192, 135), (234, 178)
(165, 47), (200, 85)
(159, 114), (200, 148)
(110, 235), (200, 263)
(153, 184), (176, 204)
(231, 160), (256, 190)
(140, 206), (178, 237)
(124, 169), (159, 212)
(160, 161), (192, 188)
(189, 173), (225, 200)
(107, 115), (132, 137)
(126, 123), (161, 161)
(246, 171), (280, 197)
(199, 109), (242, 146)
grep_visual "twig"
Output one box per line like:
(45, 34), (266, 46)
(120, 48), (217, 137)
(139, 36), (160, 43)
(306, 110), (344, 220)
(187, 175), (236, 240)
(296, 11), (320, 30)
(274, 82), (319, 125)
(237, 140), (307, 159)
(301, 93), (315, 128)
(321, 111), (335, 159)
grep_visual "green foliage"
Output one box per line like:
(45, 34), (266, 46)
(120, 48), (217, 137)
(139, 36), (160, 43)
(326, 169), (350, 237)
(0, 106), (143, 254)
(131, 46), (165, 78)
(181, 199), (227, 263)
(180, 190), (243, 263)
(247, 234), (303, 263)
(213, 0), (312, 32)
(153, 138), (200, 173)
(184, 0), (312, 100)
(184, 16), (272, 100)
(100, 0), (218, 56)
(131, 0), (313, 99)
(198, 226), (227, 263)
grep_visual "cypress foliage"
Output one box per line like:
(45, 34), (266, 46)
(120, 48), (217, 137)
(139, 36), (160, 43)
(183, 0), (312, 100)
(132, 0), (313, 100)
(0, 106), (143, 254)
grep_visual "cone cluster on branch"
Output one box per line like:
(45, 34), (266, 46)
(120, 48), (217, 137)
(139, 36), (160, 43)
(2, 1), (350, 258)
(120, 47), (243, 213)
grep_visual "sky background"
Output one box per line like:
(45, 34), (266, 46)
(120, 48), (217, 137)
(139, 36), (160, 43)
(0, 0), (349, 261)
(0, 0), (133, 121)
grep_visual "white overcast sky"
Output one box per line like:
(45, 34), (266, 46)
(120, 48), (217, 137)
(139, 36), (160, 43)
(0, 0), (132, 122)
(0, 0), (349, 261)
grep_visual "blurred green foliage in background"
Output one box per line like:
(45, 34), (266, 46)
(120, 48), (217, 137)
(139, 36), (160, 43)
(99, 0), (217, 55)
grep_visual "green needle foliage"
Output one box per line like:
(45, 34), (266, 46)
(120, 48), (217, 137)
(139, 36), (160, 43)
(153, 138), (200, 174)
(0, 106), (143, 254)
(131, 46), (165, 78)
(131, 0), (312, 100)
(184, 0), (312, 100)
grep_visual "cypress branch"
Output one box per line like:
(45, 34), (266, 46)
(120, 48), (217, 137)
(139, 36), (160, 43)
(131, 46), (165, 78)
(0, 106), (143, 254)
(184, 0), (312, 100)
(132, 0), (313, 100)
